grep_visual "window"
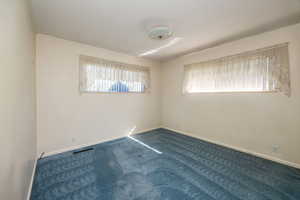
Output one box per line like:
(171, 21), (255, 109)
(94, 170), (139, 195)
(79, 55), (150, 93)
(183, 43), (291, 96)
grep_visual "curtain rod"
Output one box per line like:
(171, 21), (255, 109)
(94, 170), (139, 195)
(79, 54), (150, 70)
(185, 42), (289, 67)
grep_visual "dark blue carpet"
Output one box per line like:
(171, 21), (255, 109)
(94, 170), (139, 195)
(31, 128), (300, 200)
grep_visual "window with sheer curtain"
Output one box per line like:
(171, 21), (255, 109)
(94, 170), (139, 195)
(182, 43), (291, 96)
(79, 55), (150, 93)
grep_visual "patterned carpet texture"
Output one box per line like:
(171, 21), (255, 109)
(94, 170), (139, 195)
(31, 129), (300, 200)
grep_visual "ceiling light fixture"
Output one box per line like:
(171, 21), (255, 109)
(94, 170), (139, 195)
(148, 25), (173, 40)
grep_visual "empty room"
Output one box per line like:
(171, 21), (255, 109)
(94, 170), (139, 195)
(1, 0), (300, 199)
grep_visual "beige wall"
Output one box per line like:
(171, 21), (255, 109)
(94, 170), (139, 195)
(161, 23), (300, 165)
(36, 34), (161, 155)
(0, 0), (36, 199)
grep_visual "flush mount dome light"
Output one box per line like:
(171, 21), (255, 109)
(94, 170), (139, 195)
(148, 26), (173, 40)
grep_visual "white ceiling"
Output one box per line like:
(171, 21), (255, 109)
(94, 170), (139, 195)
(30, 0), (300, 61)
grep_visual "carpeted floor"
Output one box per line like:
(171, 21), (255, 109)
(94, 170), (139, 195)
(31, 128), (300, 200)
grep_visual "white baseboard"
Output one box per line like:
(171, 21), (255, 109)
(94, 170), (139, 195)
(26, 158), (38, 200)
(162, 126), (300, 169)
(43, 127), (161, 158)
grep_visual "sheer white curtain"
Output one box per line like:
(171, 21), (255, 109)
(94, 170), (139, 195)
(79, 55), (150, 93)
(183, 43), (291, 96)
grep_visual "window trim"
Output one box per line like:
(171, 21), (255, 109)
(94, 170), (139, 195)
(79, 55), (151, 94)
(182, 43), (290, 96)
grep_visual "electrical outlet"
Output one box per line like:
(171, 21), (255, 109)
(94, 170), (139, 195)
(71, 138), (76, 143)
(272, 145), (280, 153)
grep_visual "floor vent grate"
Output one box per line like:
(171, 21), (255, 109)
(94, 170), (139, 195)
(73, 148), (94, 154)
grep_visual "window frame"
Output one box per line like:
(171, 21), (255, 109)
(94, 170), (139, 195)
(182, 43), (290, 96)
(79, 55), (151, 94)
